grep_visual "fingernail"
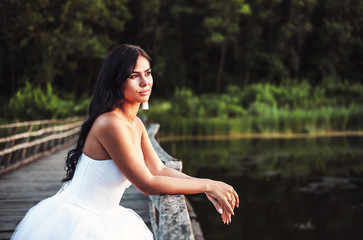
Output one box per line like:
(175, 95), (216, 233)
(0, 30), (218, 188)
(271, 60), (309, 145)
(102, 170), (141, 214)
(218, 208), (223, 214)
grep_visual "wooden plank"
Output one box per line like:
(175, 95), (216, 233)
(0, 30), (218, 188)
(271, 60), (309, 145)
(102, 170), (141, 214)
(0, 148), (66, 240)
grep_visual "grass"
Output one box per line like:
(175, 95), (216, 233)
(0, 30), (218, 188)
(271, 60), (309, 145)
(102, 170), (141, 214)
(143, 104), (363, 138)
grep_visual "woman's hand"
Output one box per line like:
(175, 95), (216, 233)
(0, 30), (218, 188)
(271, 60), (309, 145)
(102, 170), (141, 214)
(205, 180), (239, 224)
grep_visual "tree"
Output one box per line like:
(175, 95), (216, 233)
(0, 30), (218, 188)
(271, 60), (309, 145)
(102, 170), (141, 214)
(0, 0), (131, 97)
(302, 0), (363, 83)
(200, 0), (251, 93)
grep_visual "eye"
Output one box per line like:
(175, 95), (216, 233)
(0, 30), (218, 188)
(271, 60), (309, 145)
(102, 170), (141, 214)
(145, 71), (152, 76)
(129, 74), (138, 79)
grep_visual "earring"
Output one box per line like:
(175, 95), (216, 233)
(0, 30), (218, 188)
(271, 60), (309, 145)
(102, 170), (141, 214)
(142, 101), (149, 110)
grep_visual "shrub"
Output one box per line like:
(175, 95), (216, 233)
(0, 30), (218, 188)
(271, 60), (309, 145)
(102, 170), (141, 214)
(168, 88), (246, 119)
(169, 88), (198, 117)
(7, 82), (73, 120)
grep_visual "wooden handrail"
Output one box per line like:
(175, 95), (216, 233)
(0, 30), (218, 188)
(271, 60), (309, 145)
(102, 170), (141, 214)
(0, 121), (83, 143)
(0, 127), (80, 156)
(147, 123), (197, 240)
(0, 118), (83, 175)
(0, 118), (77, 129)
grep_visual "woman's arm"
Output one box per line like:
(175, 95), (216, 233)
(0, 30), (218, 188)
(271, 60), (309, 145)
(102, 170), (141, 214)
(138, 120), (198, 179)
(139, 120), (238, 223)
(95, 116), (238, 221)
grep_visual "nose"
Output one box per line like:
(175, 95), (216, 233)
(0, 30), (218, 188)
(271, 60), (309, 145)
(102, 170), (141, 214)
(140, 76), (148, 87)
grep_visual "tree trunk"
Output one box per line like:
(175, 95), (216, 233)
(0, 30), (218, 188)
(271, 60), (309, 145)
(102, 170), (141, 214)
(244, 71), (250, 86)
(216, 42), (228, 93)
(177, 33), (187, 88)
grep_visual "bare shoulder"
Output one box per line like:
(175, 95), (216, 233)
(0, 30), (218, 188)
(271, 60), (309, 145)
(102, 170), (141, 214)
(93, 112), (130, 136)
(134, 116), (147, 129)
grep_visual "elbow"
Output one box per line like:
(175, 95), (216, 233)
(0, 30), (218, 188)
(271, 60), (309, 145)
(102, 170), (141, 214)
(148, 165), (167, 177)
(134, 176), (161, 196)
(137, 185), (159, 196)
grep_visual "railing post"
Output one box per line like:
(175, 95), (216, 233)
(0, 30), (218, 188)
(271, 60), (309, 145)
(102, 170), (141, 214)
(50, 120), (56, 150)
(20, 123), (33, 161)
(33, 123), (42, 154)
(5, 126), (17, 167)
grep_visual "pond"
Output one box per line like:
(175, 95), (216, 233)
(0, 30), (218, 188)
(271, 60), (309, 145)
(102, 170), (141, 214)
(160, 136), (363, 240)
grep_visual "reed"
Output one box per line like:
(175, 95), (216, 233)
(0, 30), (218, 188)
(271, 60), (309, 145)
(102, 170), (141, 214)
(150, 106), (363, 137)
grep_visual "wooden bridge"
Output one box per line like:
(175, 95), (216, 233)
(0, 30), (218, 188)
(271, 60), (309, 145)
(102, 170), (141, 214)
(0, 119), (204, 240)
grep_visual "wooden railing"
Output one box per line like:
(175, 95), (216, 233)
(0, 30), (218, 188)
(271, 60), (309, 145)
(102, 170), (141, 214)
(0, 118), (83, 175)
(147, 124), (203, 240)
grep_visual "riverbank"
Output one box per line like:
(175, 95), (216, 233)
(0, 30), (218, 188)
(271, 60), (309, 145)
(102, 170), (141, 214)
(158, 131), (363, 142)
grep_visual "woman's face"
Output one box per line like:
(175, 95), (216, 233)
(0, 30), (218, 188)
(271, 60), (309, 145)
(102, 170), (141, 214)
(122, 56), (153, 105)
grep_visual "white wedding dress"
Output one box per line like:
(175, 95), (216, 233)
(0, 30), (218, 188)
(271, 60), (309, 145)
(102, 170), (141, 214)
(11, 153), (154, 240)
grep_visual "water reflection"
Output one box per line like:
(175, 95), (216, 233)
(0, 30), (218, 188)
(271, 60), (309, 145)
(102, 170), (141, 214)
(161, 136), (363, 240)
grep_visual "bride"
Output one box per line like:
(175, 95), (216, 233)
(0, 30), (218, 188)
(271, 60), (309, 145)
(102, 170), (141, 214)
(11, 44), (239, 240)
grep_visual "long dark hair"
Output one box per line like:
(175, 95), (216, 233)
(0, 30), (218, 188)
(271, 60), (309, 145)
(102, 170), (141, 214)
(62, 44), (151, 182)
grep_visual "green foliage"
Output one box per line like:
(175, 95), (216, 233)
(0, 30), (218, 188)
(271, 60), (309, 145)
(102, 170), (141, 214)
(1, 0), (363, 98)
(150, 81), (363, 119)
(1, 0), (131, 96)
(1, 0), (362, 123)
(169, 88), (198, 117)
(143, 81), (363, 136)
(323, 78), (363, 107)
(72, 97), (91, 116)
(153, 106), (363, 137)
(166, 88), (246, 119)
(8, 82), (68, 120)
(7, 82), (88, 120)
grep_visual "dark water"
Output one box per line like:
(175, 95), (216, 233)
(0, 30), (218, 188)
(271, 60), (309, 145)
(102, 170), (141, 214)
(160, 136), (363, 240)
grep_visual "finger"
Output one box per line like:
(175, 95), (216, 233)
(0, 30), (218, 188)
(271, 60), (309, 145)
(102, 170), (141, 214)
(223, 208), (228, 224)
(221, 204), (225, 221)
(223, 198), (235, 216)
(233, 190), (240, 208)
(227, 191), (238, 211)
(206, 194), (223, 214)
(222, 206), (226, 224)
(228, 212), (232, 224)
(225, 205), (231, 224)
(223, 205), (232, 224)
(220, 203), (227, 224)
(228, 197), (236, 209)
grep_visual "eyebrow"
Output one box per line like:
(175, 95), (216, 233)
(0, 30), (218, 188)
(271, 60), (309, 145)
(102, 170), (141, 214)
(131, 68), (151, 74)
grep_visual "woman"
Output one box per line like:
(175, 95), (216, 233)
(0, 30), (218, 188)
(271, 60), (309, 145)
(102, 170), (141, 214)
(11, 44), (239, 240)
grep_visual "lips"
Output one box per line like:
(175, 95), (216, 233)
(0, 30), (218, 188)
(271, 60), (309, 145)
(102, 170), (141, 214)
(138, 89), (150, 96)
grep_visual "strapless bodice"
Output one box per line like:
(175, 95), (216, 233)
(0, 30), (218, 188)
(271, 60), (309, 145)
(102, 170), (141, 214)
(60, 153), (131, 214)
(11, 153), (154, 240)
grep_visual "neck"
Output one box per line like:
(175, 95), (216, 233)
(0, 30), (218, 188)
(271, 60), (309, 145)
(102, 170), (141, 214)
(119, 101), (140, 123)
